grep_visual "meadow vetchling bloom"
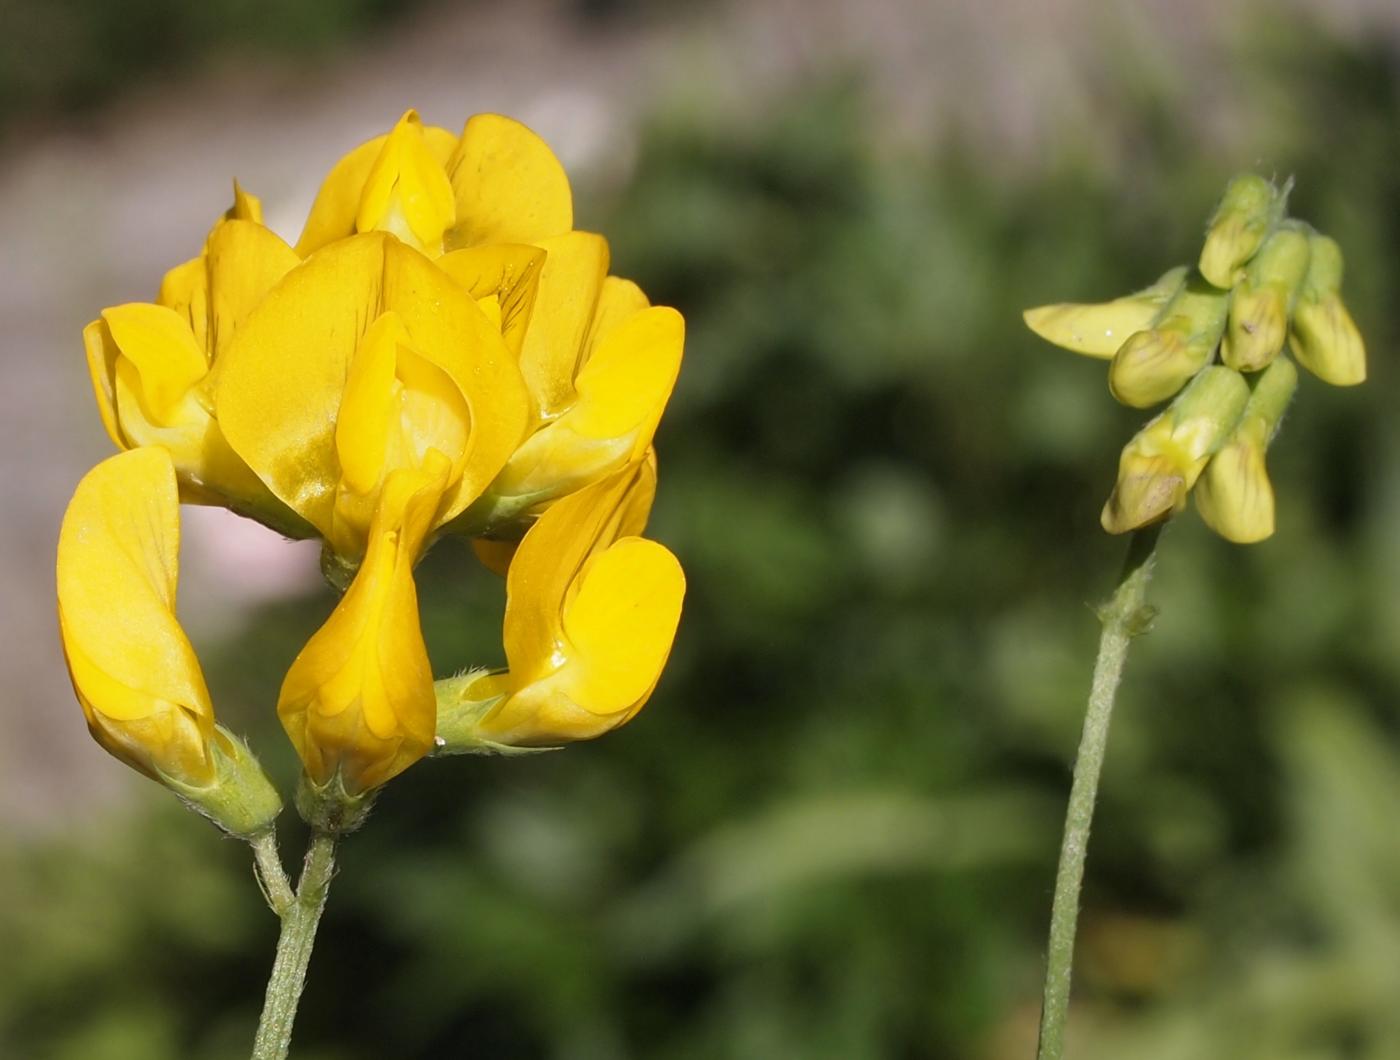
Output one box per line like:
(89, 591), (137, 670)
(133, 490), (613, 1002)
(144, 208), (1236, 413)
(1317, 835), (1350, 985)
(436, 458), (684, 751)
(57, 447), (280, 836)
(83, 186), (310, 537)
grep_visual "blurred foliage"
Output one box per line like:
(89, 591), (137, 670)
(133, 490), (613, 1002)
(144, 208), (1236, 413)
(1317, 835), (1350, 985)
(5, 13), (1400, 1060)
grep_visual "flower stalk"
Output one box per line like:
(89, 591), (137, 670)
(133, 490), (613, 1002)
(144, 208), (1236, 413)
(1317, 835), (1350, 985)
(251, 831), (338, 1060)
(1036, 526), (1160, 1060)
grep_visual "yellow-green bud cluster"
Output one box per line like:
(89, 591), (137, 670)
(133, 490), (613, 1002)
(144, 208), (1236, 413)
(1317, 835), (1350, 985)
(1024, 173), (1367, 543)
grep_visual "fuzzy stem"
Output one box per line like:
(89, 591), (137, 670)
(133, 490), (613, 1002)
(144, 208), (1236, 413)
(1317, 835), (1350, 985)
(1036, 526), (1160, 1060)
(251, 831), (337, 1060)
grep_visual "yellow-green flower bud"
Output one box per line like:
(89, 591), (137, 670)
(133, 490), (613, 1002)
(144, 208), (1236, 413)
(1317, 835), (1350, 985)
(1221, 224), (1311, 372)
(1195, 358), (1297, 543)
(1289, 233), (1365, 386)
(1102, 366), (1250, 533)
(1108, 273), (1229, 408)
(1022, 266), (1188, 359)
(163, 727), (285, 840)
(1198, 174), (1287, 288)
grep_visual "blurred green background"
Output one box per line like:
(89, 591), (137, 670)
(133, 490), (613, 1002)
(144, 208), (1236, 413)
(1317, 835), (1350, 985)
(2, 1), (1399, 1057)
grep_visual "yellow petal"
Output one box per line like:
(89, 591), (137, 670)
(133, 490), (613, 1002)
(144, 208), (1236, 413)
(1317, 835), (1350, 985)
(356, 110), (456, 252)
(437, 243), (547, 357)
(56, 448), (216, 785)
(100, 303), (208, 424)
(558, 537), (685, 715)
(296, 117), (457, 256)
(277, 464), (443, 793)
(202, 219), (301, 359)
(335, 311), (407, 496)
(445, 113), (573, 248)
(82, 318), (126, 450)
(582, 276), (650, 365)
(517, 232), (609, 418)
(158, 256), (211, 351)
(224, 179), (264, 224)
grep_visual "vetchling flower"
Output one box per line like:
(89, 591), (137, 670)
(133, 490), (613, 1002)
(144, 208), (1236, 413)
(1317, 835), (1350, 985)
(435, 459), (685, 751)
(213, 231), (531, 584)
(83, 186), (310, 536)
(1022, 266), (1187, 359)
(1220, 223), (1311, 373)
(1289, 231), (1366, 386)
(277, 460), (447, 797)
(56, 446), (280, 836)
(1198, 173), (1288, 289)
(295, 109), (573, 258)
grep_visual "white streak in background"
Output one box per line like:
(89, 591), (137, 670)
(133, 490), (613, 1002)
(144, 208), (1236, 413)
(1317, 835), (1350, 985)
(179, 505), (322, 636)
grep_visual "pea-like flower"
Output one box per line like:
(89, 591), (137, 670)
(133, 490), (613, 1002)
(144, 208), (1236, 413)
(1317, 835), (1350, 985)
(436, 459), (685, 751)
(214, 231), (531, 582)
(295, 109), (573, 258)
(83, 187), (309, 536)
(56, 447), (280, 836)
(277, 460), (447, 797)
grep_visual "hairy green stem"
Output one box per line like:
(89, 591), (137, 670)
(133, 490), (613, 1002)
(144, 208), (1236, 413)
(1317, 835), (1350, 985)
(1036, 526), (1160, 1060)
(250, 830), (295, 916)
(251, 831), (338, 1060)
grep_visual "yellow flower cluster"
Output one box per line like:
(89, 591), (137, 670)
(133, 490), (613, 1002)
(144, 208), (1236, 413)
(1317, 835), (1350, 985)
(58, 111), (686, 826)
(1024, 174), (1365, 542)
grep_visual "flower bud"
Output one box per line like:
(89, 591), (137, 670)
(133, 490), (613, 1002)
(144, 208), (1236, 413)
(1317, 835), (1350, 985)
(57, 448), (280, 837)
(1221, 224), (1311, 372)
(1108, 273), (1229, 408)
(1289, 233), (1365, 386)
(1194, 358), (1298, 543)
(1102, 366), (1250, 533)
(1198, 174), (1287, 288)
(1022, 266), (1187, 359)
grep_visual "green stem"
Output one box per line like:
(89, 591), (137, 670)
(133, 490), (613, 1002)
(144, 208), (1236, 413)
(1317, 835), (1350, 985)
(251, 831), (338, 1060)
(1036, 526), (1161, 1060)
(249, 830), (295, 917)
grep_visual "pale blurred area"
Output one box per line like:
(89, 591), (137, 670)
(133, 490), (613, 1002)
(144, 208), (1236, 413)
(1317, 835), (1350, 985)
(3, 0), (1397, 824)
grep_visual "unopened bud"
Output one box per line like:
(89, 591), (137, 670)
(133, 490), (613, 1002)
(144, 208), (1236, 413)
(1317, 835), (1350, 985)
(1289, 233), (1365, 386)
(1023, 266), (1187, 359)
(1108, 273), (1228, 408)
(1194, 358), (1297, 543)
(1222, 224), (1311, 372)
(1199, 174), (1287, 288)
(1102, 366), (1250, 533)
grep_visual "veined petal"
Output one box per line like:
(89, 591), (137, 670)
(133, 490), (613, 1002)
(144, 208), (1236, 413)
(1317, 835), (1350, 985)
(202, 219), (300, 360)
(581, 276), (650, 366)
(437, 243), (547, 357)
(101, 303), (208, 424)
(277, 464), (444, 793)
(517, 232), (609, 418)
(56, 448), (216, 785)
(335, 311), (407, 496)
(445, 113), (573, 248)
(158, 257), (210, 351)
(296, 118), (457, 256)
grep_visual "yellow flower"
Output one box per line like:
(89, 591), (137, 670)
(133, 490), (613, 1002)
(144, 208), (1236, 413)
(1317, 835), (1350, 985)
(1198, 173), (1287, 289)
(451, 237), (685, 535)
(1221, 224), (1311, 373)
(295, 109), (573, 258)
(1101, 366), (1250, 534)
(83, 187), (308, 535)
(277, 462), (446, 795)
(213, 231), (531, 580)
(1107, 273), (1229, 408)
(1289, 233), (1366, 386)
(56, 447), (280, 834)
(436, 460), (685, 751)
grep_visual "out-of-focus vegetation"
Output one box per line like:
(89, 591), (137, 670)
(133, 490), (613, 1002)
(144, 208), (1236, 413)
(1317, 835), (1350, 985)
(5, 15), (1400, 1060)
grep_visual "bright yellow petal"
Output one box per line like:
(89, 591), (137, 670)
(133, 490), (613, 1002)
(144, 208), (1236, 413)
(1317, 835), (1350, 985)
(295, 119), (456, 256)
(559, 537), (684, 715)
(570, 306), (683, 450)
(517, 232), (609, 418)
(355, 110), (456, 251)
(56, 448), (216, 784)
(158, 256), (210, 351)
(436, 243), (547, 357)
(225, 180), (264, 223)
(582, 276), (650, 366)
(335, 311), (407, 496)
(445, 113), (572, 248)
(82, 318), (126, 450)
(277, 464), (442, 792)
(100, 303), (208, 424)
(202, 219), (300, 359)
